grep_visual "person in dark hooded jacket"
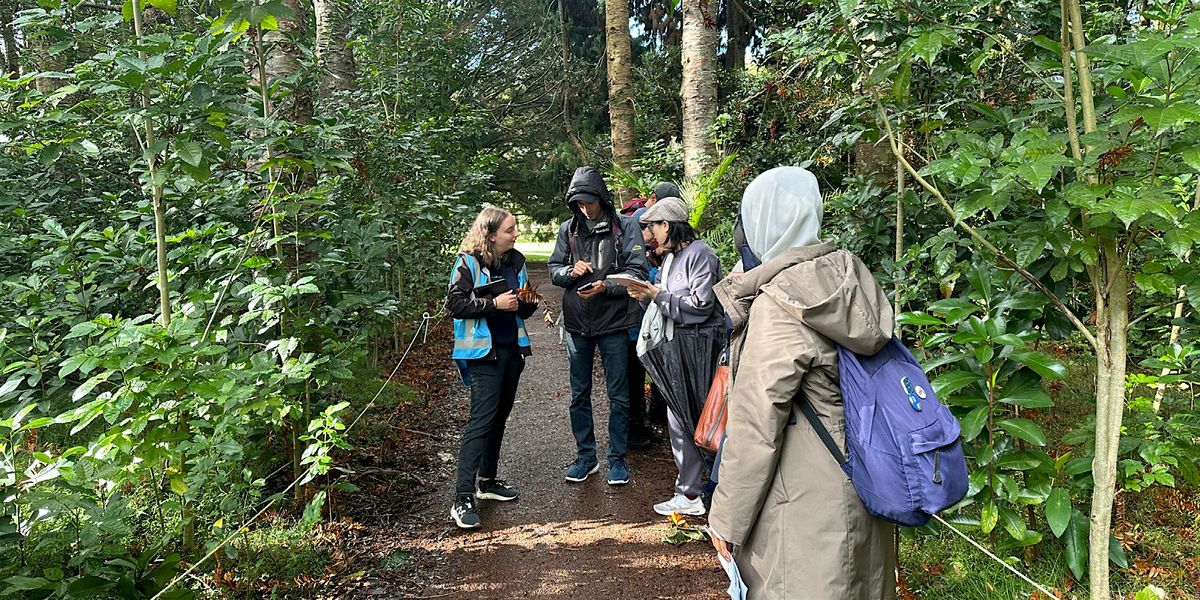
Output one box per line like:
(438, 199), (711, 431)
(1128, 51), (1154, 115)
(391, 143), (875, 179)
(548, 166), (648, 486)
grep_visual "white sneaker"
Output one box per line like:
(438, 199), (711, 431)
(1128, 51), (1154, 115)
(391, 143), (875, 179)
(653, 493), (706, 516)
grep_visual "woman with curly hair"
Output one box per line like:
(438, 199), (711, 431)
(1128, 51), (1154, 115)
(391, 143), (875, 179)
(446, 206), (539, 530)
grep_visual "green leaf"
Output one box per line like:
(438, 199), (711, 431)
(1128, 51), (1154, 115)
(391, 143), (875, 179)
(1094, 186), (1178, 226)
(865, 57), (899, 87)
(1182, 147), (1200, 171)
(999, 387), (1053, 408)
(1008, 350), (1067, 380)
(996, 450), (1046, 470)
(837, 0), (858, 19)
(1064, 510), (1089, 579)
(960, 406), (989, 442)
(1165, 226), (1200, 259)
(907, 28), (955, 67)
(998, 418), (1047, 446)
(1134, 272), (1176, 296)
(38, 143), (63, 167)
(170, 477), (189, 495)
(68, 575), (113, 597)
(1031, 35), (1062, 55)
(897, 311), (944, 326)
(927, 298), (981, 323)
(922, 352), (970, 372)
(1015, 154), (1072, 192)
(1046, 488), (1071, 537)
(148, 0), (176, 16)
(1135, 585), (1167, 600)
(893, 62), (911, 100)
(3, 576), (53, 591)
(999, 506), (1026, 541)
(933, 370), (981, 397)
(300, 490), (327, 529)
(1140, 102), (1200, 135)
(1109, 533), (1128, 568)
(72, 370), (112, 402)
(175, 140), (203, 168)
(980, 499), (998, 534)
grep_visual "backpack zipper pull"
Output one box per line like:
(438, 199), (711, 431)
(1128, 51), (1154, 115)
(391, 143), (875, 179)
(933, 450), (942, 484)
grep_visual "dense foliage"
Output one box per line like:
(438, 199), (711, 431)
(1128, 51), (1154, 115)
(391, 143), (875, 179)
(1, 0), (1197, 597)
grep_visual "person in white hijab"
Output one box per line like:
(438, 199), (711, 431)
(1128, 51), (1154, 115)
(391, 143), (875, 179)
(736, 167), (823, 267)
(708, 167), (897, 600)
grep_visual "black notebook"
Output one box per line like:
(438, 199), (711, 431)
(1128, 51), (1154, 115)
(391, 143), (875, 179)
(474, 279), (511, 299)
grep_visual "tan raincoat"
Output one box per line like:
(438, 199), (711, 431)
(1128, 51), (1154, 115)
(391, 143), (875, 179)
(708, 241), (897, 600)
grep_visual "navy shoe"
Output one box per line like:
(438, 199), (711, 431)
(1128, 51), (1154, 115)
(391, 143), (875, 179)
(564, 457), (599, 482)
(607, 459), (630, 486)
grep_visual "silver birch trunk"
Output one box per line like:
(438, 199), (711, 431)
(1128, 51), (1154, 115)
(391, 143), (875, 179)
(604, 0), (635, 202)
(314, 0), (355, 98)
(1086, 238), (1128, 600)
(681, 0), (718, 184)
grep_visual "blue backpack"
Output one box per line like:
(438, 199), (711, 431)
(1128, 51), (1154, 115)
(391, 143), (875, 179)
(797, 337), (969, 527)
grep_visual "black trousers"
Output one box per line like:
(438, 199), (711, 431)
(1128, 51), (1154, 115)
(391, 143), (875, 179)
(626, 339), (649, 435)
(455, 344), (525, 494)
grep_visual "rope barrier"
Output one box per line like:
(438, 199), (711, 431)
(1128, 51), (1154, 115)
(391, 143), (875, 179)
(930, 514), (1058, 598)
(151, 312), (437, 600)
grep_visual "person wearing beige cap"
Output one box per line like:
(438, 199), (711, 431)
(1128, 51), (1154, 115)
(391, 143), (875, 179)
(623, 196), (726, 517)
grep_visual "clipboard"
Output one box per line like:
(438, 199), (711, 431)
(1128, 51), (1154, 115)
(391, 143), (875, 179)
(474, 279), (511, 299)
(606, 273), (648, 286)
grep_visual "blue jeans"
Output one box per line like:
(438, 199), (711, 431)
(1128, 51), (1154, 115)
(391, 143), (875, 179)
(565, 331), (629, 464)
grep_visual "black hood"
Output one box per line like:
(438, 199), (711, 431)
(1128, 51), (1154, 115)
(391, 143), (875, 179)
(565, 166), (616, 230)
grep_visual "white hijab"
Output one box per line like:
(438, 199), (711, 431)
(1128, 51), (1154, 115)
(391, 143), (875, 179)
(740, 167), (823, 262)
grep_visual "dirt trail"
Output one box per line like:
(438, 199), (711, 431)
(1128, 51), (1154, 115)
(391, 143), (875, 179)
(333, 263), (727, 599)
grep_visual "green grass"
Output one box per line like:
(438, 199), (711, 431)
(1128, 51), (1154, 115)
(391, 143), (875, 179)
(901, 528), (1072, 599)
(334, 359), (420, 446)
(220, 518), (329, 592)
(516, 240), (554, 262)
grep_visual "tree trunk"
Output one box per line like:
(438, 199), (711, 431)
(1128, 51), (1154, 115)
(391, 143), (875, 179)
(1063, 2), (1126, 597)
(264, 0), (312, 124)
(1086, 237), (1128, 600)
(558, 0), (589, 163)
(604, 0), (635, 202)
(723, 0), (751, 71)
(681, 0), (718, 184)
(314, 0), (355, 98)
(1, 1), (19, 77)
(27, 31), (64, 93)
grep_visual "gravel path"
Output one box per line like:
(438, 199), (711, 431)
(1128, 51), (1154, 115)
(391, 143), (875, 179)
(341, 263), (728, 599)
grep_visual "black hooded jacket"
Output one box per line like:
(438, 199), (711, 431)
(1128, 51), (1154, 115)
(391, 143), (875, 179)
(548, 167), (648, 337)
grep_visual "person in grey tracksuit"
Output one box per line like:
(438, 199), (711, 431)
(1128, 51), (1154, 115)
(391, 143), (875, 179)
(625, 196), (726, 517)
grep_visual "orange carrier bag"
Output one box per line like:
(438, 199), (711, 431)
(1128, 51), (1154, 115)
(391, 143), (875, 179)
(694, 364), (731, 453)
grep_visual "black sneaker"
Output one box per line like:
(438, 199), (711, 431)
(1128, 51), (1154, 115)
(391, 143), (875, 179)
(476, 478), (519, 502)
(628, 425), (661, 449)
(450, 494), (481, 529)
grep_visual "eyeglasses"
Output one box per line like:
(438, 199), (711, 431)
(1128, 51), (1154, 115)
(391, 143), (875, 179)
(639, 223), (649, 230)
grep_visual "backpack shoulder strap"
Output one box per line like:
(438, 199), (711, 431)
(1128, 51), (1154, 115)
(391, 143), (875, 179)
(794, 390), (847, 465)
